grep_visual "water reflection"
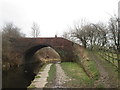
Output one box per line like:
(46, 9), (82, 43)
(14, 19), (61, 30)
(2, 62), (43, 88)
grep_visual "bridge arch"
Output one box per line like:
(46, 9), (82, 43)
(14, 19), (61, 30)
(23, 44), (61, 75)
(24, 44), (61, 63)
(13, 37), (76, 63)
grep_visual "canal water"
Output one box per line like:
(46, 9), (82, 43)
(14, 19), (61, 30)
(2, 62), (43, 88)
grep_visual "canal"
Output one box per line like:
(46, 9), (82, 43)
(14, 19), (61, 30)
(2, 62), (43, 88)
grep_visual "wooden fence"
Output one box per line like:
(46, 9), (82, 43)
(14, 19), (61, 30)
(98, 47), (120, 68)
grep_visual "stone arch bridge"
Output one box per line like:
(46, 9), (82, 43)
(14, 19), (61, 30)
(12, 36), (79, 64)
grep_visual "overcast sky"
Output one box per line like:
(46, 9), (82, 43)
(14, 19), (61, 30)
(0, 0), (119, 37)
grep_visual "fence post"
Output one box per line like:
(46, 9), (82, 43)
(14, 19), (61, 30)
(117, 51), (120, 67)
(107, 49), (109, 62)
(105, 48), (107, 60)
(112, 49), (114, 63)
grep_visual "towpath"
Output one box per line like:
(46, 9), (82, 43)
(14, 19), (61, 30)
(28, 63), (52, 88)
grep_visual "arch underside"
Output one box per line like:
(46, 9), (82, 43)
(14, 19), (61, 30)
(24, 44), (75, 63)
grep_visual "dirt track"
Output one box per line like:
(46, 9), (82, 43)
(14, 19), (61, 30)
(53, 64), (70, 88)
(90, 52), (113, 88)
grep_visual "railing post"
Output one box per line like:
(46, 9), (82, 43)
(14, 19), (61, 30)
(105, 47), (107, 60)
(117, 51), (120, 67)
(112, 49), (114, 64)
(107, 49), (109, 62)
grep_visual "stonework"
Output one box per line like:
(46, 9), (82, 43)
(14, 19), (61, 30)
(12, 37), (77, 62)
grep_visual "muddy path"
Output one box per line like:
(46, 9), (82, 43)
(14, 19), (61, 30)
(53, 64), (70, 88)
(89, 52), (115, 88)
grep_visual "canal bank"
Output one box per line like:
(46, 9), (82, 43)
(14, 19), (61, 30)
(28, 63), (52, 88)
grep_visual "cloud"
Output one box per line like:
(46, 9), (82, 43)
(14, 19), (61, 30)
(0, 0), (119, 37)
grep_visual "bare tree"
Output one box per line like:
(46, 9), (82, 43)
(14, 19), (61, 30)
(108, 15), (119, 51)
(67, 20), (108, 49)
(2, 23), (22, 39)
(2, 23), (24, 68)
(62, 17), (118, 50)
(91, 23), (108, 47)
(63, 31), (78, 43)
(62, 31), (69, 39)
(31, 22), (40, 37)
(71, 20), (90, 48)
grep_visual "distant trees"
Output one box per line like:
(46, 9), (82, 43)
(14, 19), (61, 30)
(63, 20), (108, 49)
(2, 23), (25, 70)
(71, 22), (89, 48)
(62, 16), (119, 51)
(89, 23), (108, 47)
(31, 22), (40, 37)
(2, 23), (23, 39)
(62, 31), (70, 40)
(108, 15), (119, 51)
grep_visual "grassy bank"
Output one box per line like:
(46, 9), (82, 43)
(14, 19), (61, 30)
(94, 51), (119, 88)
(84, 50), (100, 80)
(77, 58), (100, 81)
(73, 44), (100, 82)
(61, 62), (94, 88)
(76, 51), (100, 82)
(45, 64), (56, 87)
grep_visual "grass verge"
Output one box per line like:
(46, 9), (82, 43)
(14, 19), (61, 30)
(82, 59), (100, 81)
(61, 62), (93, 88)
(45, 64), (56, 87)
(95, 51), (119, 88)
(35, 75), (40, 78)
(73, 45), (100, 82)
(83, 50), (100, 81)
(27, 84), (36, 88)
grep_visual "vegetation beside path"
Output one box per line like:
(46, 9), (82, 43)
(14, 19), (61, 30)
(93, 50), (119, 88)
(73, 44), (100, 84)
(46, 62), (99, 88)
(61, 62), (93, 88)
(45, 64), (56, 87)
(39, 47), (119, 88)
